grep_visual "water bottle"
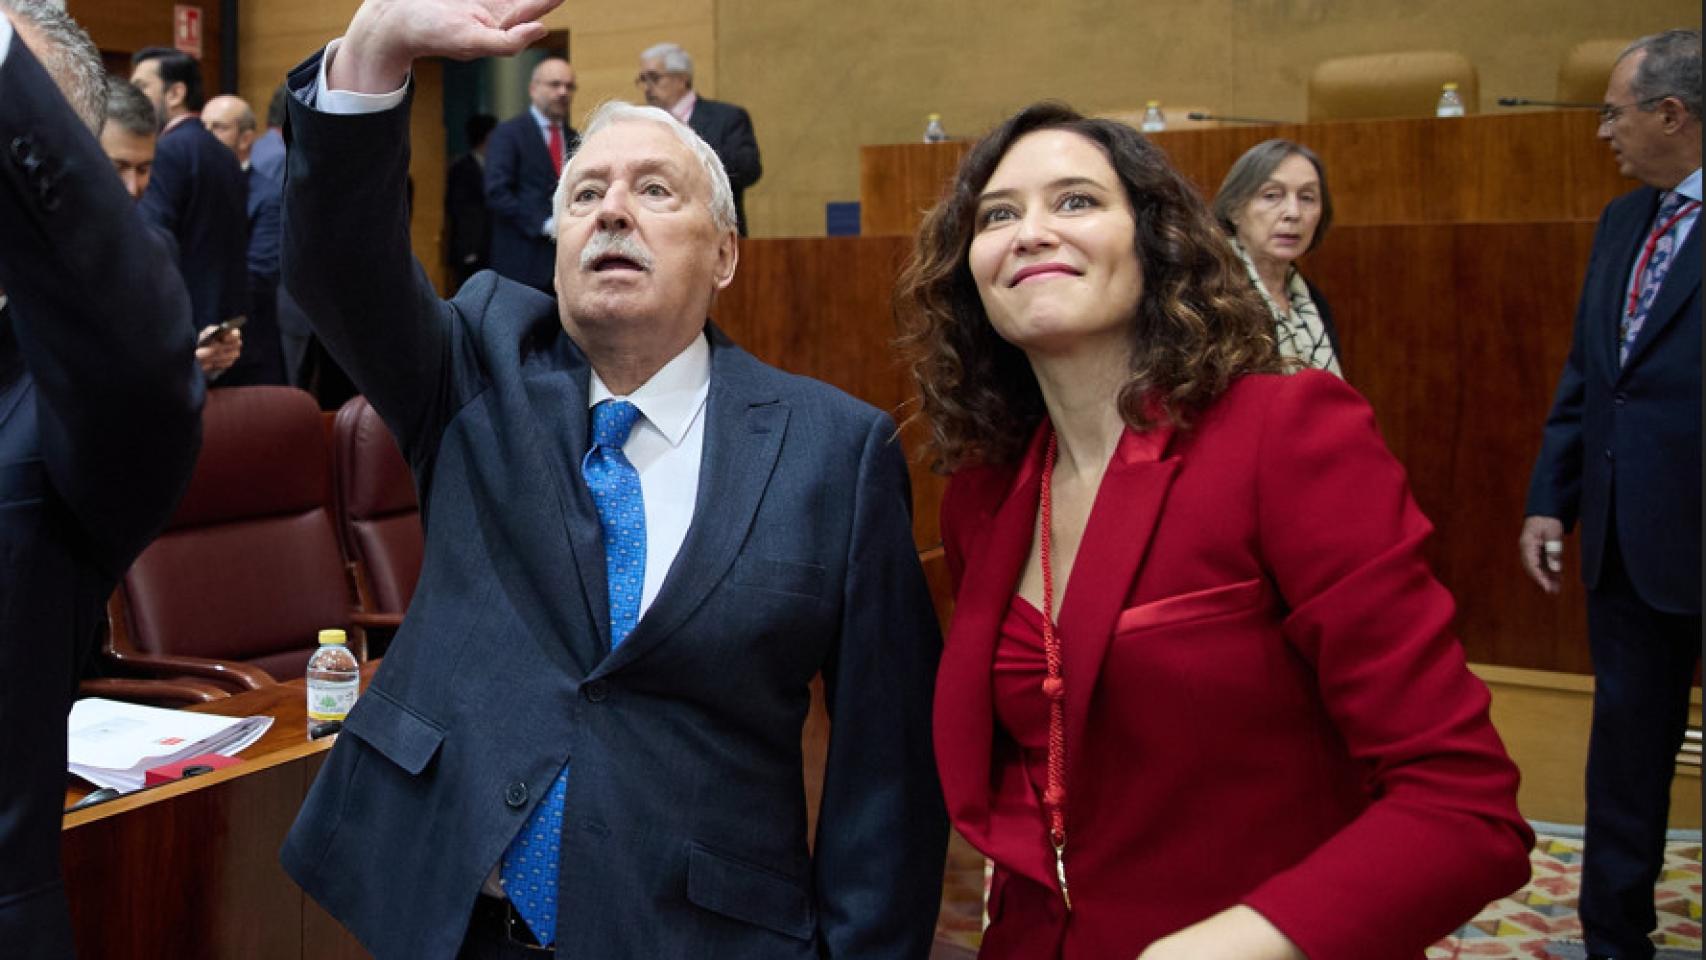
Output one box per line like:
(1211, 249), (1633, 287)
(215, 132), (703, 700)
(1435, 82), (1465, 118)
(923, 113), (947, 143)
(306, 629), (360, 723)
(1140, 100), (1166, 133)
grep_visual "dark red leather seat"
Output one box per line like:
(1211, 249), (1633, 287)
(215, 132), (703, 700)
(93, 386), (369, 698)
(332, 395), (422, 616)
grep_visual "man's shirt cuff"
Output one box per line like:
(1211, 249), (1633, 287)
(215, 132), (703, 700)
(315, 37), (409, 115)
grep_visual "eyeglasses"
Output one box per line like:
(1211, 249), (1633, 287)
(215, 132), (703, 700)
(1598, 95), (1667, 125)
(634, 71), (678, 88)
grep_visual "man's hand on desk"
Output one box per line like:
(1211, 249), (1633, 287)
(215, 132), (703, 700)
(333, 0), (566, 94)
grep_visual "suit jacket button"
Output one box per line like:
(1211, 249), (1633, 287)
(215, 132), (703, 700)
(1604, 448), (1615, 461)
(582, 680), (608, 703)
(1614, 392), (1628, 406)
(504, 781), (528, 808)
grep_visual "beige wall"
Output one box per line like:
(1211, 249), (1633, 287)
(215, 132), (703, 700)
(717, 0), (1701, 236)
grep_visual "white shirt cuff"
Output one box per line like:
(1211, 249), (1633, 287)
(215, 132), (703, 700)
(314, 37), (409, 115)
(0, 17), (15, 69)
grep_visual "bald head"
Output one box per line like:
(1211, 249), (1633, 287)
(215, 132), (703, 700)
(201, 94), (257, 162)
(529, 57), (576, 122)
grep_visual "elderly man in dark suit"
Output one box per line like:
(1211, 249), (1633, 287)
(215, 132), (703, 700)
(277, 1), (947, 957)
(0, 2), (203, 956)
(484, 57), (577, 293)
(638, 42), (762, 236)
(1521, 28), (1701, 960)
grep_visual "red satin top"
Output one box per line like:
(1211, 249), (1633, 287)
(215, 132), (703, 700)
(991, 597), (1050, 800)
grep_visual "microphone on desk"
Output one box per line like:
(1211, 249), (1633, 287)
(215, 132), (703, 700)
(1186, 111), (1290, 125)
(1496, 96), (1600, 109)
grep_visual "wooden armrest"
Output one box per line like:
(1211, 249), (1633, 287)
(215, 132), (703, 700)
(348, 611), (404, 631)
(100, 648), (276, 691)
(78, 676), (232, 706)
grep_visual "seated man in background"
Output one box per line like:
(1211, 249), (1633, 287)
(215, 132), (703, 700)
(0, 1), (203, 956)
(275, 0), (947, 955)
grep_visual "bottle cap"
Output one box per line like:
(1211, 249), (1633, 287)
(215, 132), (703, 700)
(318, 628), (348, 646)
(927, 112), (941, 121)
(1443, 82), (1458, 91)
(1146, 99), (1160, 107)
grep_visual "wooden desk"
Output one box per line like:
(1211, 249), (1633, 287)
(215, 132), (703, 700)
(63, 671), (375, 960)
(860, 110), (1625, 236)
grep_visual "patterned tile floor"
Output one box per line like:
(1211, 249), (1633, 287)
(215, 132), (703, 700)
(931, 830), (1703, 959)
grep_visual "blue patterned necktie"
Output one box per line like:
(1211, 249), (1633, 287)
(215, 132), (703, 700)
(500, 399), (647, 945)
(1621, 190), (1698, 365)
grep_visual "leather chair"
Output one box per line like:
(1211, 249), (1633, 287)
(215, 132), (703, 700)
(1558, 39), (1630, 105)
(86, 386), (379, 702)
(1307, 51), (1478, 121)
(332, 395), (422, 617)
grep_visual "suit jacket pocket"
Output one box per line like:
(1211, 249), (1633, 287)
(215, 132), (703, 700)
(1116, 577), (1269, 634)
(341, 687), (446, 775)
(729, 557), (826, 600)
(686, 842), (814, 941)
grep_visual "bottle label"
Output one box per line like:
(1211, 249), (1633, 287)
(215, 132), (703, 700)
(307, 678), (360, 721)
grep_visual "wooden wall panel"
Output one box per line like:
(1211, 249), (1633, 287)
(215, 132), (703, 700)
(718, 223), (1601, 675)
(861, 112), (1628, 237)
(72, 0), (225, 97)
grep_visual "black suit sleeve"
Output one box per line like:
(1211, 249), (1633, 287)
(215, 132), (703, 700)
(0, 32), (202, 576)
(813, 411), (948, 958)
(483, 120), (543, 238)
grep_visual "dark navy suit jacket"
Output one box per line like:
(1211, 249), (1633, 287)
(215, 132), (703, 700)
(0, 36), (202, 959)
(484, 111), (575, 292)
(1527, 184), (1702, 613)
(280, 55), (946, 960)
(221, 166), (286, 385)
(139, 115), (251, 334)
(686, 97), (762, 236)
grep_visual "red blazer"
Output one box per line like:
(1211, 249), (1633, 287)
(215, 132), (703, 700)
(934, 371), (1533, 960)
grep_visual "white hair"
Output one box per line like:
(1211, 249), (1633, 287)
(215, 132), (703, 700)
(1, 0), (105, 133)
(552, 101), (738, 236)
(639, 42), (694, 82)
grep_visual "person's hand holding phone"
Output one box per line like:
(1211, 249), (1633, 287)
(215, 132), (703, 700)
(195, 319), (244, 379)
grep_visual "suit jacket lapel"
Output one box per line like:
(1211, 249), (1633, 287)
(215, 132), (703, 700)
(1057, 423), (1179, 760)
(1621, 218), (1700, 372)
(588, 330), (785, 677)
(1596, 189), (1657, 377)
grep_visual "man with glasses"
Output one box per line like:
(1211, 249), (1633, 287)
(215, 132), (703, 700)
(485, 56), (577, 293)
(1521, 28), (1701, 960)
(637, 42), (762, 236)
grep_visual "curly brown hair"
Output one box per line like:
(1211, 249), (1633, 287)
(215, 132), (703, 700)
(896, 102), (1282, 472)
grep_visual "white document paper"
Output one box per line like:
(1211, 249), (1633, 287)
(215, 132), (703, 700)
(66, 697), (274, 793)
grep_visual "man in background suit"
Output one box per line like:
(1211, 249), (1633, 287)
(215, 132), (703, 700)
(638, 42), (762, 236)
(485, 57), (577, 293)
(1521, 28), (1701, 960)
(445, 112), (497, 290)
(131, 45), (249, 380)
(278, 1), (947, 956)
(202, 94), (287, 386)
(0, 2), (202, 956)
(250, 84), (288, 187)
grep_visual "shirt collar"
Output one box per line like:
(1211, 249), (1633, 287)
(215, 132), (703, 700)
(1674, 168), (1702, 204)
(529, 106), (560, 132)
(587, 330), (711, 447)
(669, 90), (698, 125)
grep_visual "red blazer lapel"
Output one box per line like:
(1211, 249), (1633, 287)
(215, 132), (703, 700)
(1058, 424), (1179, 758)
(934, 427), (1053, 886)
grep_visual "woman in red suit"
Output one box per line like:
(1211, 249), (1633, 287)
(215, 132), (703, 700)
(898, 102), (1533, 960)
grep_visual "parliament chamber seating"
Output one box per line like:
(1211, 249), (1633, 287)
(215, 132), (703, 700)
(332, 395), (422, 620)
(1307, 49), (1478, 120)
(84, 387), (382, 703)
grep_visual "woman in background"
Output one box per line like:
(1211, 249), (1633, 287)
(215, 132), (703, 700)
(899, 103), (1530, 960)
(1212, 139), (1343, 376)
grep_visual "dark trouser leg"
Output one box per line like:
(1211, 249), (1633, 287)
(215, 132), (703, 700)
(1579, 535), (1701, 959)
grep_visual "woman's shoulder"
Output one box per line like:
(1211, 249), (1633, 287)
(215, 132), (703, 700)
(1203, 370), (1376, 441)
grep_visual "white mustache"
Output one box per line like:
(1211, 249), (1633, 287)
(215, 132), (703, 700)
(579, 232), (655, 272)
